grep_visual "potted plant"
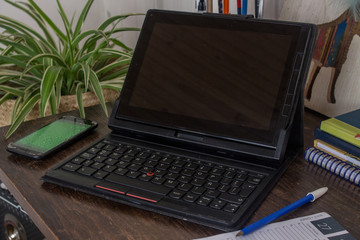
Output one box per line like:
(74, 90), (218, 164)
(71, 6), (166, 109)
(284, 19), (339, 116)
(0, 0), (141, 138)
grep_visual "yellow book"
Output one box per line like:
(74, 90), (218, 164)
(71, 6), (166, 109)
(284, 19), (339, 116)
(314, 139), (360, 168)
(320, 118), (360, 148)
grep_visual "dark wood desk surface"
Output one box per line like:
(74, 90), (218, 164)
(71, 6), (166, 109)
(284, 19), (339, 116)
(0, 104), (359, 240)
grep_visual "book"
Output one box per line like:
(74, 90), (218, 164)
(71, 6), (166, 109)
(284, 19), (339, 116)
(314, 128), (360, 159)
(304, 147), (360, 186)
(314, 139), (360, 168)
(320, 109), (360, 148)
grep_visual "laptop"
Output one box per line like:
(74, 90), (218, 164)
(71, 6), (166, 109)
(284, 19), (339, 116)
(42, 10), (317, 231)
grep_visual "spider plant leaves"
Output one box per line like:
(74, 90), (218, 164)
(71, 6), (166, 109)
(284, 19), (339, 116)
(75, 82), (85, 118)
(5, 93), (41, 138)
(27, 0), (66, 41)
(89, 69), (107, 116)
(40, 66), (63, 117)
(0, 0), (139, 138)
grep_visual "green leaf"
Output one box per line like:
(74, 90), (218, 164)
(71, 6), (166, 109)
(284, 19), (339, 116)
(5, 93), (41, 138)
(0, 85), (24, 97)
(89, 69), (107, 116)
(27, 53), (68, 68)
(75, 82), (85, 118)
(40, 66), (62, 117)
(10, 96), (23, 125)
(73, 0), (94, 37)
(0, 38), (36, 56)
(80, 63), (91, 92)
(96, 58), (131, 76)
(5, 0), (57, 47)
(98, 13), (144, 31)
(0, 92), (13, 105)
(28, 0), (66, 41)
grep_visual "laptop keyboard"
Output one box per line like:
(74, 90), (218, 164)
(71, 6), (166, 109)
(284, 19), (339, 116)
(60, 138), (266, 214)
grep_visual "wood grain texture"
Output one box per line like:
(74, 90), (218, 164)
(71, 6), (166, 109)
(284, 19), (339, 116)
(0, 104), (359, 239)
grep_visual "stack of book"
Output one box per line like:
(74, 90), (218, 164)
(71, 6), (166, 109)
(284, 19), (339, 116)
(304, 109), (360, 186)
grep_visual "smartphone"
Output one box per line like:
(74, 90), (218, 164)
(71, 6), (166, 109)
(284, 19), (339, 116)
(6, 116), (98, 160)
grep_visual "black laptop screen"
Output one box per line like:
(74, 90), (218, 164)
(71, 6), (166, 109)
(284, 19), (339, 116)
(116, 11), (304, 146)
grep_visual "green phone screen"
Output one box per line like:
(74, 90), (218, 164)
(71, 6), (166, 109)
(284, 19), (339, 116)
(13, 118), (92, 153)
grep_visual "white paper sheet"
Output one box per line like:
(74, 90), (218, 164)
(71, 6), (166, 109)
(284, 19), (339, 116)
(195, 212), (355, 240)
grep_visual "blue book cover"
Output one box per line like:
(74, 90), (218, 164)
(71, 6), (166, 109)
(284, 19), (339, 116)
(314, 128), (360, 158)
(335, 109), (360, 129)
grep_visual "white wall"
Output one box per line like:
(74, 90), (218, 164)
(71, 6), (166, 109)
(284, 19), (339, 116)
(0, 0), (284, 49)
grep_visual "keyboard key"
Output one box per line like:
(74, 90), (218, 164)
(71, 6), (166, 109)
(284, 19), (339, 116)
(88, 148), (99, 154)
(191, 186), (206, 195)
(191, 178), (206, 187)
(126, 171), (141, 179)
(93, 170), (109, 179)
(77, 166), (96, 176)
(178, 175), (192, 183)
(247, 177), (262, 184)
(173, 160), (186, 167)
(208, 175), (221, 182)
(197, 196), (212, 206)
(139, 173), (153, 182)
(126, 149), (139, 156)
(211, 168), (225, 176)
(178, 183), (192, 192)
(219, 193), (245, 204)
(93, 156), (107, 162)
(120, 155), (133, 162)
(169, 166), (182, 174)
(205, 190), (220, 198)
(103, 144), (116, 151)
(116, 161), (129, 168)
(210, 199), (226, 209)
(82, 160), (94, 167)
(165, 172), (179, 180)
(169, 189), (185, 199)
(198, 165), (211, 173)
(204, 181), (219, 190)
(80, 152), (95, 160)
(183, 193), (200, 203)
(164, 180), (179, 188)
(114, 168), (128, 176)
(105, 174), (171, 196)
(144, 160), (157, 168)
(182, 169), (195, 177)
(103, 165), (117, 173)
(104, 158), (118, 165)
(228, 187), (241, 195)
(194, 172), (208, 180)
(231, 180), (243, 188)
(236, 174), (247, 181)
(218, 184), (230, 193)
(240, 183), (256, 197)
(151, 176), (166, 185)
(95, 142), (106, 149)
(224, 171), (236, 179)
(71, 157), (85, 165)
(185, 162), (199, 170)
(128, 164), (142, 172)
(149, 154), (162, 161)
(133, 158), (146, 165)
(223, 203), (240, 213)
(92, 162), (105, 169)
(98, 150), (111, 157)
(62, 163), (81, 172)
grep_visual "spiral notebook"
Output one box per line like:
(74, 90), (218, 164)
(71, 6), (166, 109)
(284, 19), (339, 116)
(304, 147), (360, 186)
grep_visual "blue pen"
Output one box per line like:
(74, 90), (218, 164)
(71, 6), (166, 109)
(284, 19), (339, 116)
(236, 187), (328, 237)
(241, 0), (247, 15)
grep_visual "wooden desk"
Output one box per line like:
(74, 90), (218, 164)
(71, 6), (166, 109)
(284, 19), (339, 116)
(0, 104), (359, 240)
